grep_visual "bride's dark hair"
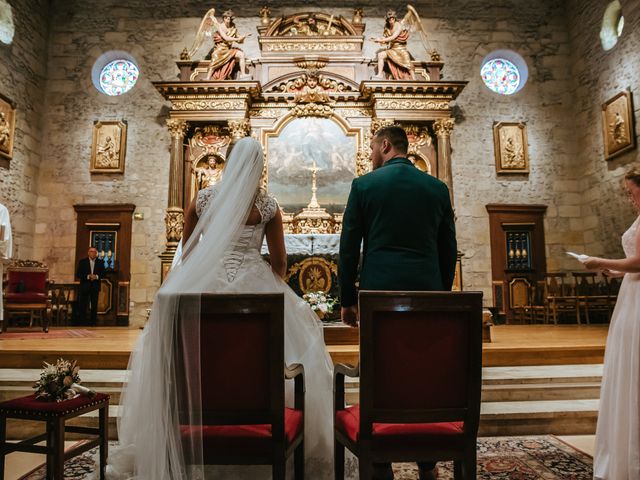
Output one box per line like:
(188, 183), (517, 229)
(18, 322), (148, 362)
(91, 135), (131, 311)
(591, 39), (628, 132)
(625, 164), (640, 187)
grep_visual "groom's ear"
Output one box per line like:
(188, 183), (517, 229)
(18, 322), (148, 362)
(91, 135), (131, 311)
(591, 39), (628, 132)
(381, 138), (392, 154)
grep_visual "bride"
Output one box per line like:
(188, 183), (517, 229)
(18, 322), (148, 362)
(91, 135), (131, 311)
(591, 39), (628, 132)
(585, 165), (640, 480)
(106, 137), (334, 479)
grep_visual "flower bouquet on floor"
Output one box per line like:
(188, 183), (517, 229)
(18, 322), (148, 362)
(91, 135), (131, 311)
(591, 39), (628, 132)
(33, 358), (95, 402)
(303, 291), (339, 321)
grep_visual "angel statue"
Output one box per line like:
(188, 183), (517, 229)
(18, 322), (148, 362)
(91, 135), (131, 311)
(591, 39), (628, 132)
(371, 6), (431, 80)
(187, 8), (249, 80)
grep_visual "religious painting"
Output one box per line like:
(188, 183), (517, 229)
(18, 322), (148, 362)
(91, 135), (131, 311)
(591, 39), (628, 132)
(267, 117), (357, 215)
(602, 90), (636, 161)
(0, 92), (16, 162)
(188, 125), (231, 202)
(90, 120), (127, 173)
(493, 122), (529, 174)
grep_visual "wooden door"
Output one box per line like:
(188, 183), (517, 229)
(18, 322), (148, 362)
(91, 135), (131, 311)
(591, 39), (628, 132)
(73, 204), (135, 326)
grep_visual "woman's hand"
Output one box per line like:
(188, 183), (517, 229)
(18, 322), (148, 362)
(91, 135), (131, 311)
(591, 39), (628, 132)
(583, 257), (603, 270)
(602, 268), (625, 278)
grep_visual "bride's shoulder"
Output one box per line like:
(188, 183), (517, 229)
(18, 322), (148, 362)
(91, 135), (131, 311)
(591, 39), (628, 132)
(255, 190), (279, 223)
(195, 184), (219, 217)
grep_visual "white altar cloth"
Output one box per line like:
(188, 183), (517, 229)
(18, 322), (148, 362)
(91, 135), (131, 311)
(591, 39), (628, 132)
(261, 234), (340, 255)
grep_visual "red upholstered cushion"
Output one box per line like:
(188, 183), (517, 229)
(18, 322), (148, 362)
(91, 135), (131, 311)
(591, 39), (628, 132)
(335, 405), (465, 452)
(4, 292), (48, 304)
(0, 393), (109, 416)
(8, 271), (47, 293)
(180, 408), (303, 456)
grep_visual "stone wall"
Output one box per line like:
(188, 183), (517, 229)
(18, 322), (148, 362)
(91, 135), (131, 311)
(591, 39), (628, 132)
(0, 0), (50, 259)
(26, 0), (596, 325)
(567, 0), (640, 258)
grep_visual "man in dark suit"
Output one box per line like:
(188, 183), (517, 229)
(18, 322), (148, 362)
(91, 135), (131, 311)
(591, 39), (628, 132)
(338, 125), (457, 480)
(75, 247), (105, 326)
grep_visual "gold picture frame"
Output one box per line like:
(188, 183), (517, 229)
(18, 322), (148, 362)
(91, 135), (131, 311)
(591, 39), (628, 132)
(0, 92), (17, 164)
(90, 120), (127, 173)
(602, 90), (636, 161)
(493, 121), (529, 174)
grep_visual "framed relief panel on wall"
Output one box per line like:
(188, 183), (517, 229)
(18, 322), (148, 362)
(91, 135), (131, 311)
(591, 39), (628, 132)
(0, 92), (17, 164)
(493, 121), (529, 174)
(90, 120), (127, 173)
(602, 90), (636, 161)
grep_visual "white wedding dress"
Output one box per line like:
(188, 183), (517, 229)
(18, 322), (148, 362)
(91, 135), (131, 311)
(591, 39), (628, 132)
(594, 215), (640, 480)
(105, 138), (333, 479)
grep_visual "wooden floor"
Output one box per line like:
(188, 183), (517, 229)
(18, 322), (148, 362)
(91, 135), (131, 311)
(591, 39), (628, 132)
(0, 324), (608, 369)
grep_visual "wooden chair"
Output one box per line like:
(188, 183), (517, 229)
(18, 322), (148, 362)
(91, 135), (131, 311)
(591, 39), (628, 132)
(543, 273), (577, 324)
(518, 281), (547, 324)
(48, 283), (76, 326)
(177, 293), (304, 480)
(572, 272), (611, 324)
(2, 260), (50, 332)
(334, 291), (483, 480)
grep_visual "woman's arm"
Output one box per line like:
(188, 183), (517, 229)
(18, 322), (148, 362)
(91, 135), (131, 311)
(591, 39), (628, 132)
(584, 231), (640, 273)
(182, 198), (199, 246)
(264, 208), (287, 279)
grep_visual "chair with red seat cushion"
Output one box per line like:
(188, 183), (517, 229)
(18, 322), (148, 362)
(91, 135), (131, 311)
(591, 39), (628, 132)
(176, 293), (304, 480)
(2, 259), (50, 332)
(334, 291), (483, 480)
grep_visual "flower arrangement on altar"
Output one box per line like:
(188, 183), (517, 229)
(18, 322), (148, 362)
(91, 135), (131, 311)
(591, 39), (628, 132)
(33, 358), (95, 402)
(303, 291), (338, 319)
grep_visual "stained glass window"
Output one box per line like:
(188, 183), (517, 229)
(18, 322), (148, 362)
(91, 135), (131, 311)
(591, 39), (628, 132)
(481, 58), (520, 95)
(99, 60), (139, 96)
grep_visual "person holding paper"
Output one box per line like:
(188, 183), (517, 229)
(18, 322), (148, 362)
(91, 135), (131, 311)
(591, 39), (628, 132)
(0, 202), (12, 326)
(585, 165), (640, 480)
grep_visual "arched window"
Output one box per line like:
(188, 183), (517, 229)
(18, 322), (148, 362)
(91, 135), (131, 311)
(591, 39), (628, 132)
(600, 0), (624, 51)
(0, 0), (15, 45)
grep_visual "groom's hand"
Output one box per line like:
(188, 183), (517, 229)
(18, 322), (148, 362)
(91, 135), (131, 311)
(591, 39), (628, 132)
(341, 306), (359, 328)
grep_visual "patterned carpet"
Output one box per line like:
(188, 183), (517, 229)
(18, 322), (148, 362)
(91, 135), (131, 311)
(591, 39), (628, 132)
(20, 436), (592, 479)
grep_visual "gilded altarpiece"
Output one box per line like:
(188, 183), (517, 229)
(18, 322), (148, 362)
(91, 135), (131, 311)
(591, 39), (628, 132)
(154, 9), (467, 297)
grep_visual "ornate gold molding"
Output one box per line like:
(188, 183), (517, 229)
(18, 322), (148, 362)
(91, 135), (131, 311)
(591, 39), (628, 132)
(434, 118), (455, 137)
(291, 103), (334, 118)
(166, 118), (188, 138)
(262, 41), (360, 53)
(356, 148), (372, 176)
(165, 207), (184, 246)
(376, 99), (449, 110)
(228, 119), (251, 139)
(371, 117), (395, 134)
(172, 100), (246, 111)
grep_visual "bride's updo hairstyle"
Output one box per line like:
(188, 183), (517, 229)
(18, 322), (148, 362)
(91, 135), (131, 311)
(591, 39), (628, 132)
(624, 164), (640, 187)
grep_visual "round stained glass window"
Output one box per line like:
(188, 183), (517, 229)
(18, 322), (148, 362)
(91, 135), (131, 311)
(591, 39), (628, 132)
(99, 60), (139, 96)
(481, 58), (520, 95)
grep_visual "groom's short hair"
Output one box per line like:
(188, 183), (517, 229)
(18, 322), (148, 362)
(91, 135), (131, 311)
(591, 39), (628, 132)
(375, 126), (409, 154)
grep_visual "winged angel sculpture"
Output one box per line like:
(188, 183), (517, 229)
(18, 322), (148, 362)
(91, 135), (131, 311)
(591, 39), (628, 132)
(371, 5), (433, 80)
(187, 8), (249, 80)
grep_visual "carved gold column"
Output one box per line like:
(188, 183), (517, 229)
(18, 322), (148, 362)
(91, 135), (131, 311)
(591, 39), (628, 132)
(160, 118), (188, 281)
(433, 118), (455, 205)
(227, 119), (251, 140)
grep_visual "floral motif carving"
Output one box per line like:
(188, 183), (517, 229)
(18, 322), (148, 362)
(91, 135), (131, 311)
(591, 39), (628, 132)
(227, 119), (251, 139)
(172, 100), (245, 111)
(166, 119), (188, 138)
(433, 118), (455, 137)
(165, 207), (184, 244)
(376, 99), (449, 110)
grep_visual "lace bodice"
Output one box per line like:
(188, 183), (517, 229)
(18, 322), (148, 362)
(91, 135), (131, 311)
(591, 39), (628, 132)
(196, 185), (279, 281)
(622, 215), (640, 258)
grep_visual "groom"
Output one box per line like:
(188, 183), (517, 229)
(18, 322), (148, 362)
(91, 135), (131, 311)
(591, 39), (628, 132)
(338, 125), (457, 480)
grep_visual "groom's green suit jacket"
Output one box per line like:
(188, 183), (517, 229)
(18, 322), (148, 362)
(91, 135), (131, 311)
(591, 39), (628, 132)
(338, 157), (457, 307)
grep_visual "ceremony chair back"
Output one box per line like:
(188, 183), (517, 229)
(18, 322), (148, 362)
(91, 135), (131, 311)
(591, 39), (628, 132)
(334, 291), (483, 480)
(176, 293), (304, 479)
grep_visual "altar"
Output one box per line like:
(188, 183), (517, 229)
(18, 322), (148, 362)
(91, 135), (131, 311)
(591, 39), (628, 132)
(153, 7), (467, 301)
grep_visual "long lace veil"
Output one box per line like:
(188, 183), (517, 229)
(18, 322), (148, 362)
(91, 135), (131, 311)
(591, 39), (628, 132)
(112, 137), (265, 479)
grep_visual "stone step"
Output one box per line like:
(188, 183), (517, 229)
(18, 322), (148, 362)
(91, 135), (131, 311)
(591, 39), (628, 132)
(478, 399), (599, 436)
